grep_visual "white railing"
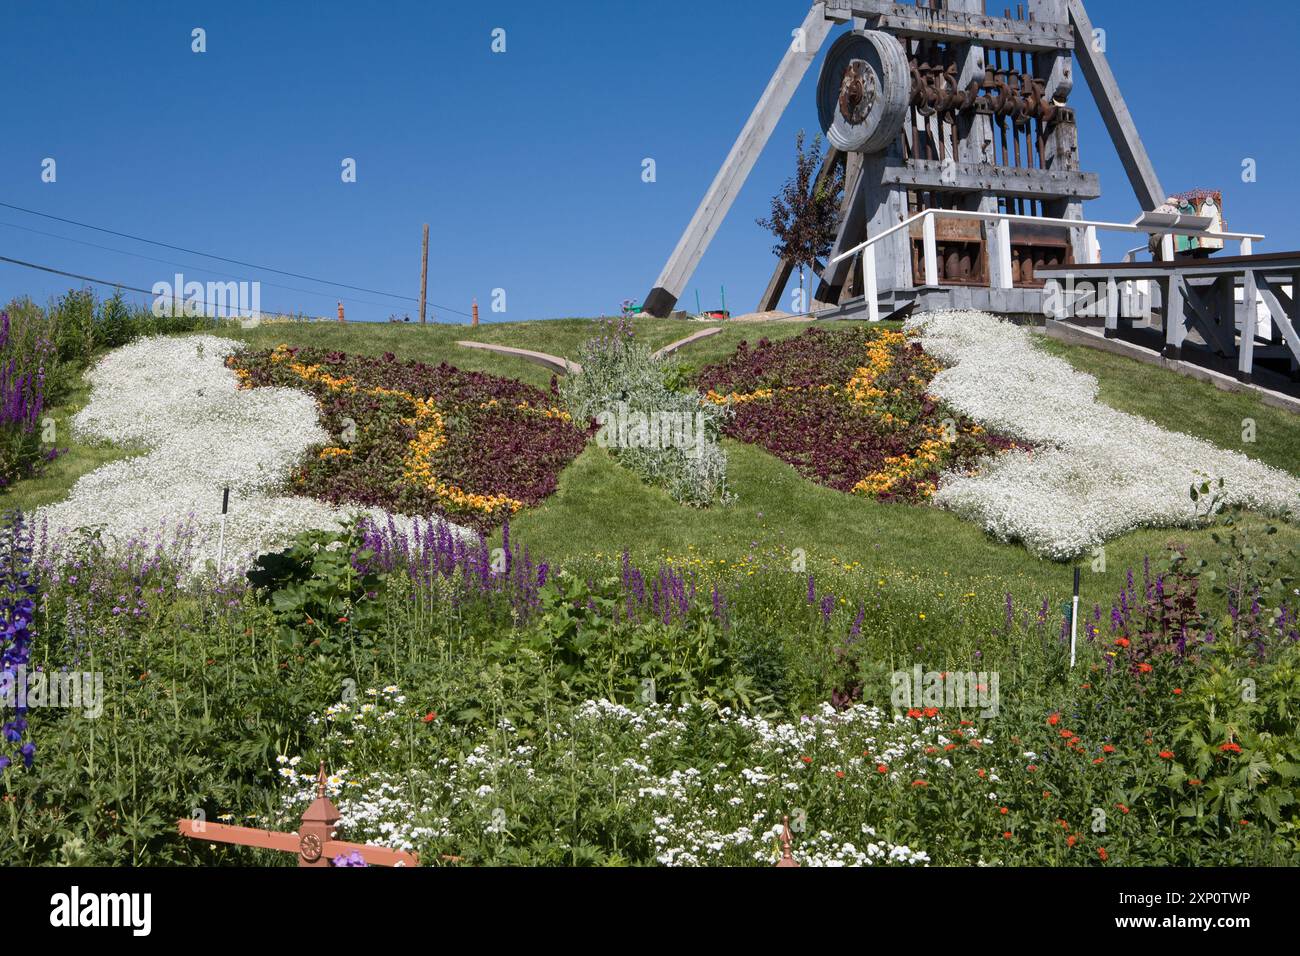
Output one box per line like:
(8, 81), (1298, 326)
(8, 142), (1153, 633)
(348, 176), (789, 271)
(828, 207), (1265, 321)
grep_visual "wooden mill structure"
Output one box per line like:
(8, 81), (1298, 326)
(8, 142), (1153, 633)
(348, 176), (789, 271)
(642, 0), (1169, 320)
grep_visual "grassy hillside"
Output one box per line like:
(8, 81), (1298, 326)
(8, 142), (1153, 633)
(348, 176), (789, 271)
(7, 316), (1299, 612)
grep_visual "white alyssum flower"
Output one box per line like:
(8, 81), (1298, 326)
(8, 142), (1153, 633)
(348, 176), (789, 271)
(34, 334), (473, 572)
(906, 310), (1300, 558)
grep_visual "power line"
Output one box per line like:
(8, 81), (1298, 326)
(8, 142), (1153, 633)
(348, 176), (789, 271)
(0, 252), (310, 317)
(0, 200), (475, 319)
(0, 220), (402, 312)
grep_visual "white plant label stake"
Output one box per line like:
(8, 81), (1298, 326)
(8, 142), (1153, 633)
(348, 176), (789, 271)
(1069, 567), (1080, 668)
(216, 486), (230, 573)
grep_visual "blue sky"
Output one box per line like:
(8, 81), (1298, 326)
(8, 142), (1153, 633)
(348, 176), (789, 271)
(2, 0), (1296, 323)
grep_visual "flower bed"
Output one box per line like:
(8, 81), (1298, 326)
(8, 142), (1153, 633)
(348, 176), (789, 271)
(226, 345), (591, 531)
(696, 326), (1017, 501)
(908, 311), (1300, 558)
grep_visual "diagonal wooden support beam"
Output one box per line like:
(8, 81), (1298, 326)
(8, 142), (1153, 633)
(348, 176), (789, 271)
(1255, 273), (1300, 363)
(644, 3), (835, 317)
(759, 147), (846, 313)
(1181, 278), (1233, 357)
(1067, 0), (1164, 211)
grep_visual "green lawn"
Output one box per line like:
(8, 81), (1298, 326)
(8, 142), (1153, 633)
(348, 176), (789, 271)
(6, 316), (1298, 610)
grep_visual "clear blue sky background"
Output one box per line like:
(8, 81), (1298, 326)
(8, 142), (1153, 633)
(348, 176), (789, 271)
(2, 0), (1296, 323)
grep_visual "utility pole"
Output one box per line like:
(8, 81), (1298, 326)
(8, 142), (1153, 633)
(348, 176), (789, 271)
(419, 223), (429, 324)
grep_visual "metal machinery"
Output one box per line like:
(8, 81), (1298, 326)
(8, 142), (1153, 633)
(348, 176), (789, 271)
(641, 0), (1168, 319)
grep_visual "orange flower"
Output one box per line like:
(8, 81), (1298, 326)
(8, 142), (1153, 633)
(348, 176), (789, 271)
(1066, 835), (1077, 847)
(337, 616), (349, 624)
(911, 780), (929, 788)
(1047, 713), (1061, 726)
(999, 806), (1009, 815)
(1080, 683), (1091, 689)
(1115, 803), (1130, 814)
(1173, 688), (1183, 695)
(1092, 758), (1105, 765)
(1059, 729), (1074, 738)
(1158, 750), (1174, 759)
(876, 764), (889, 774)
(922, 707), (940, 718)
(1002, 831), (1012, 839)
(1102, 745), (1115, 753)
(1027, 764), (1038, 772)
(907, 708), (923, 718)
(944, 743), (957, 752)
(835, 770), (845, 779)
(1239, 819), (1250, 826)
(1097, 847), (1108, 862)
(1188, 779), (1202, 787)
(977, 769), (987, 778)
(1115, 637), (1130, 648)
(1137, 662), (1153, 674)
(800, 756), (813, 764)
(1219, 742), (1242, 754)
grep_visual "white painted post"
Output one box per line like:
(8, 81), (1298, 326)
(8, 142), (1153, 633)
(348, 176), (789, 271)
(1084, 225), (1100, 264)
(1105, 276), (1118, 334)
(923, 211), (939, 287)
(1239, 268), (1258, 379)
(1160, 233), (1175, 262)
(1240, 237), (1253, 257)
(864, 246), (880, 322)
(994, 218), (1013, 291)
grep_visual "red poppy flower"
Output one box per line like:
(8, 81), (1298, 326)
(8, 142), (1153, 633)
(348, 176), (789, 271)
(907, 708), (923, 718)
(1093, 757), (1105, 765)
(1066, 835), (1077, 847)
(1027, 764), (1038, 772)
(944, 743), (957, 752)
(999, 806), (1009, 815)
(835, 770), (845, 779)
(1240, 819), (1250, 826)
(1097, 847), (1108, 862)
(1115, 803), (1130, 814)
(922, 707), (940, 718)
(1059, 729), (1074, 738)
(1080, 683), (1091, 689)
(800, 756), (812, 764)
(1219, 742), (1242, 754)
(1173, 688), (1183, 695)
(1047, 713), (1061, 726)
(423, 711), (437, 723)
(977, 769), (987, 778)
(1137, 662), (1152, 674)
(1002, 831), (1012, 839)
(911, 780), (928, 787)
(1188, 779), (1202, 787)
(337, 616), (349, 624)
(1115, 637), (1130, 648)
(1102, 745), (1115, 754)
(1158, 750), (1174, 759)
(876, 764), (889, 774)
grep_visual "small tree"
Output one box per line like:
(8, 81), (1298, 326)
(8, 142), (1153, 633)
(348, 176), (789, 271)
(757, 131), (844, 314)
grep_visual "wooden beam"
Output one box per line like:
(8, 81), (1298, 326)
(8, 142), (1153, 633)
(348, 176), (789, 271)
(1255, 273), (1300, 363)
(644, 3), (834, 316)
(1067, 0), (1164, 210)
(826, 0), (1074, 51)
(882, 160), (1100, 199)
(1180, 278), (1232, 357)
